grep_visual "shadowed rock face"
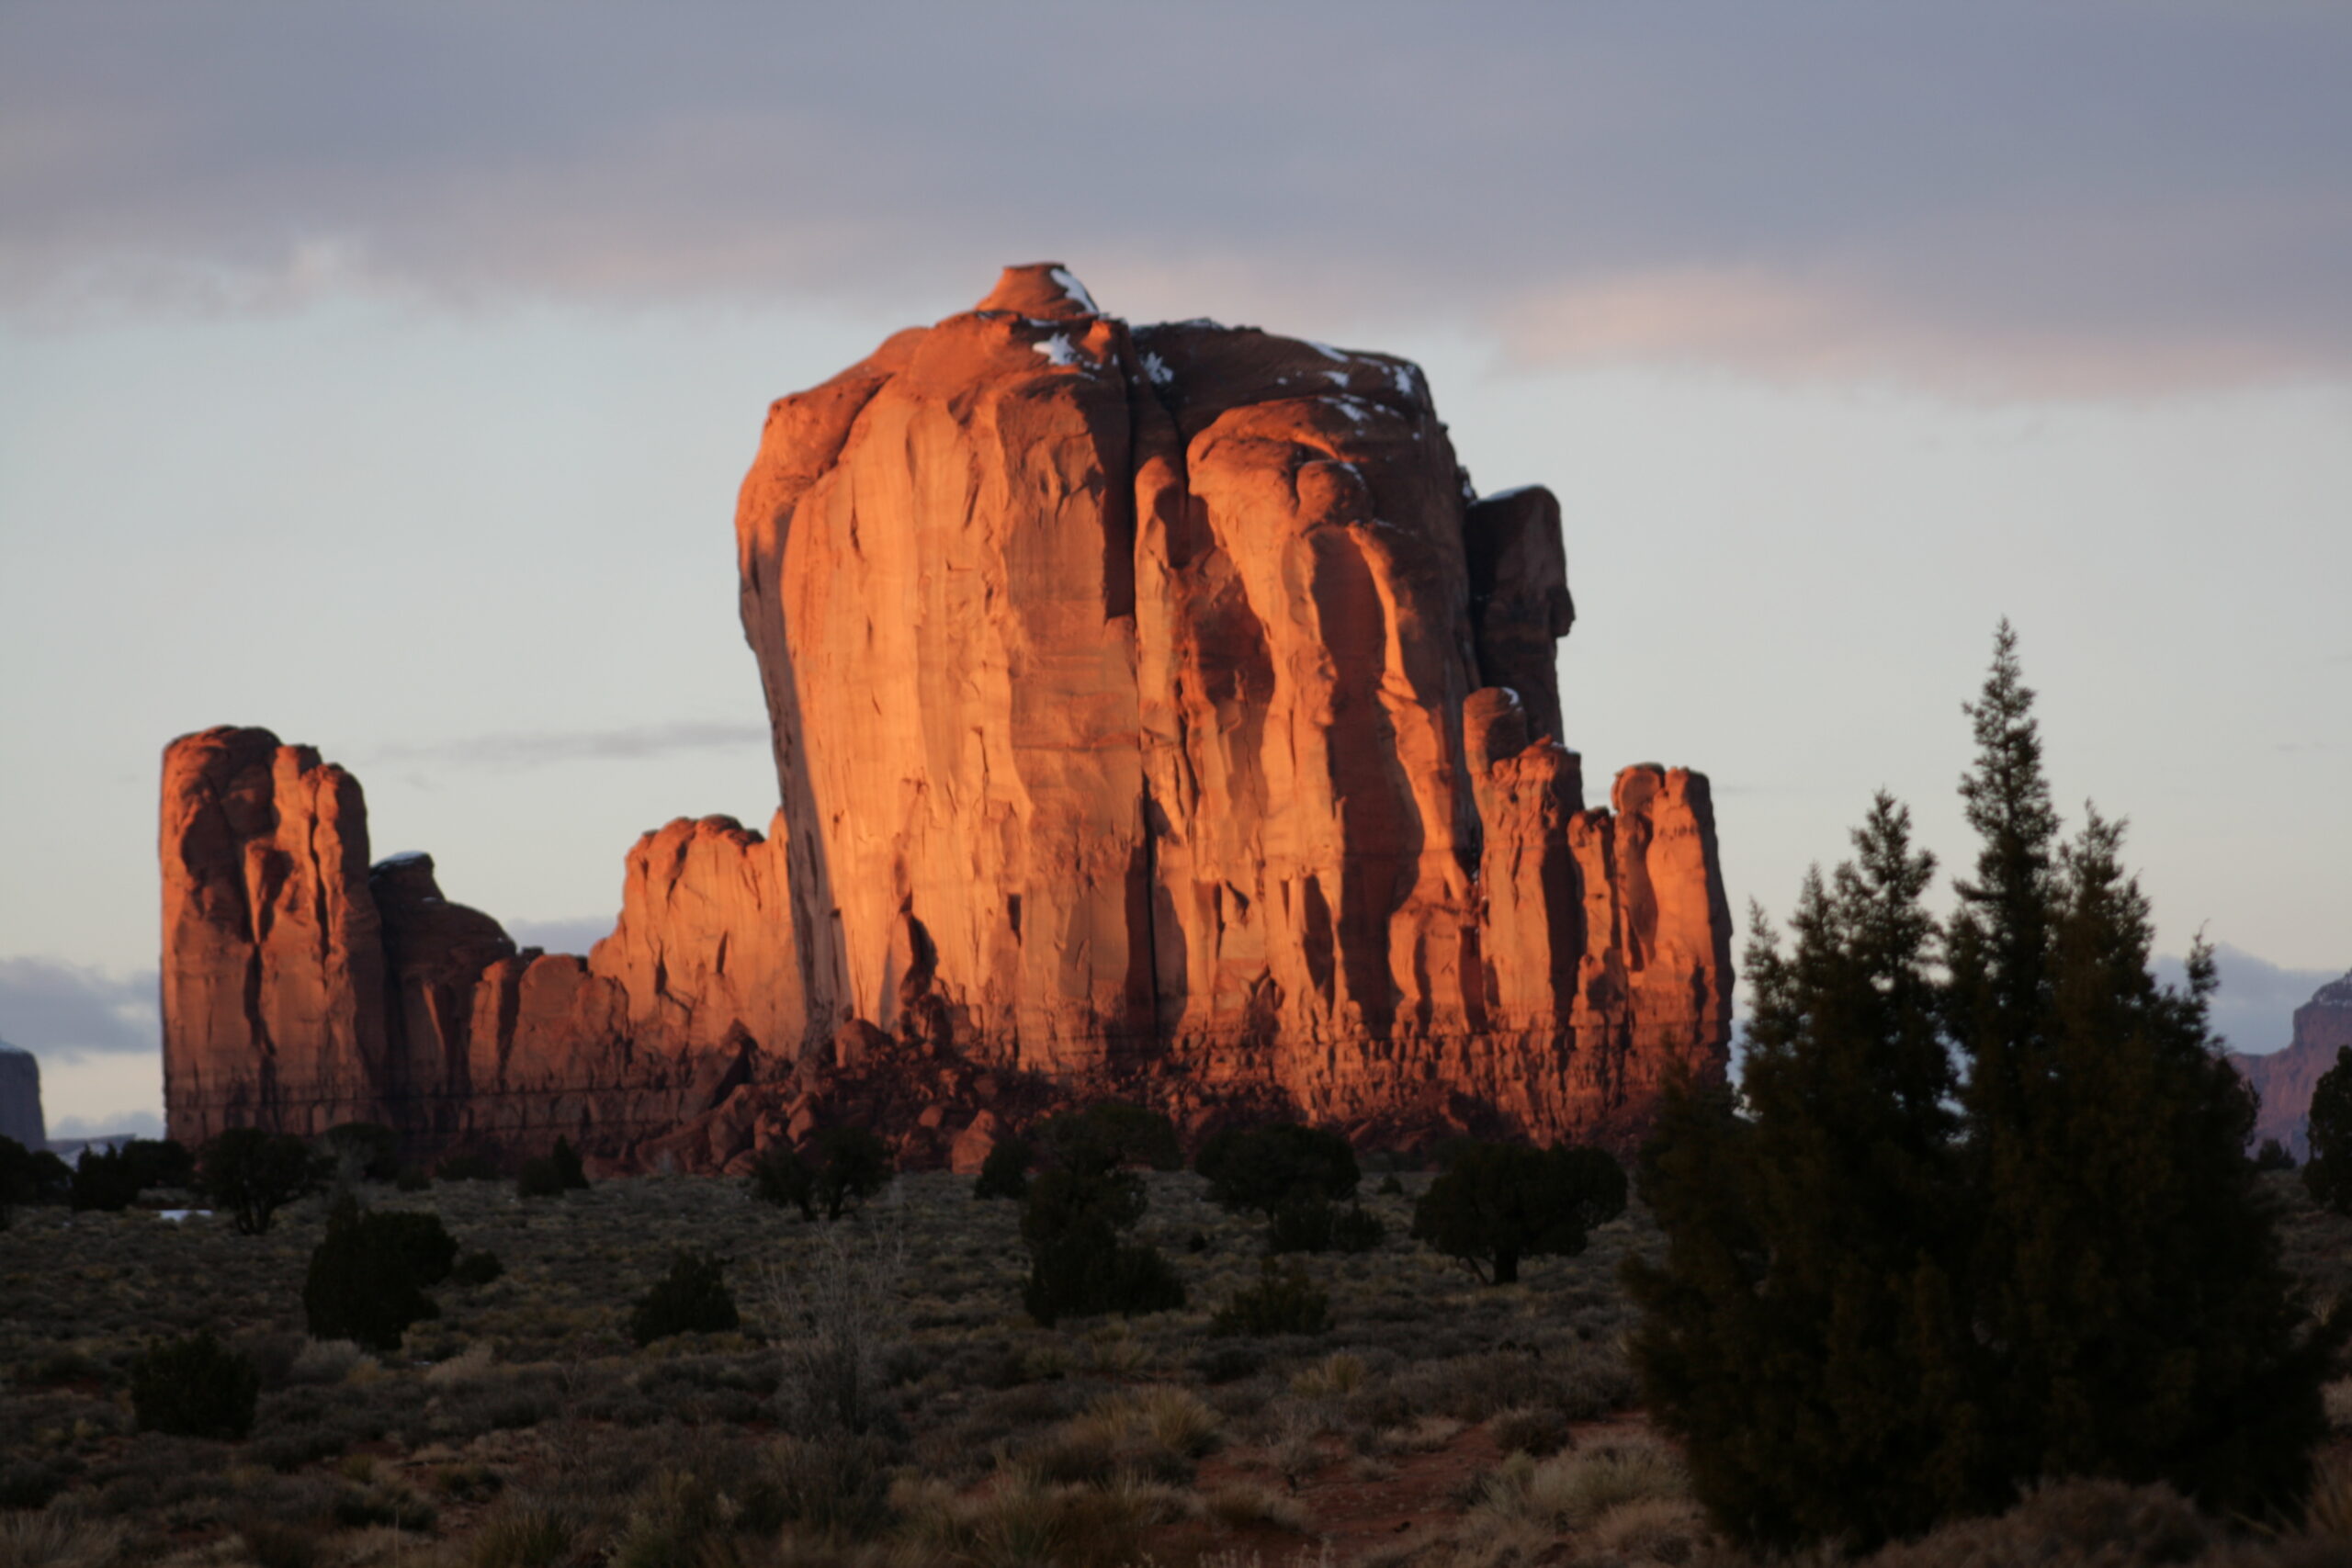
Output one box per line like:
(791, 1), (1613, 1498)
(2233, 972), (2352, 1159)
(0, 1043), (42, 1147)
(163, 266), (1733, 1168)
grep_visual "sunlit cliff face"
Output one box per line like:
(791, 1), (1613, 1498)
(160, 266), (1732, 1169)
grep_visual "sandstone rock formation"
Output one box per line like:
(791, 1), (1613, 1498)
(2232, 970), (2352, 1158)
(0, 1041), (43, 1147)
(163, 265), (1733, 1168)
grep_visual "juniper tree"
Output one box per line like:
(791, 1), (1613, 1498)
(1631, 624), (2332, 1549)
(1628, 795), (1982, 1550)
(2302, 1048), (2352, 1213)
(1964, 807), (2327, 1514)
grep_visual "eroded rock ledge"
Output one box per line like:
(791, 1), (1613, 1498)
(163, 266), (1733, 1171)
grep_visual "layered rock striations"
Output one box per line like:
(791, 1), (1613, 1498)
(163, 265), (1733, 1168)
(2232, 971), (2352, 1159)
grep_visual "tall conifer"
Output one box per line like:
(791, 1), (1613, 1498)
(1634, 625), (2331, 1548)
(1630, 795), (1982, 1550)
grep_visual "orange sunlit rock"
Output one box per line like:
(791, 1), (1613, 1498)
(162, 265), (1733, 1168)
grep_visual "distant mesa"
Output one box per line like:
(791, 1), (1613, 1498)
(0, 1040), (42, 1147)
(160, 265), (1735, 1172)
(2231, 970), (2352, 1159)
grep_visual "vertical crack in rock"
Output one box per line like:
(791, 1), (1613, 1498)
(162, 265), (1734, 1168)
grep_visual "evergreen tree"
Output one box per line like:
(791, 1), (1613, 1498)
(1965, 804), (2327, 1514)
(1411, 1138), (1624, 1284)
(1628, 795), (1983, 1550)
(2302, 1047), (2352, 1213)
(1631, 625), (2332, 1549)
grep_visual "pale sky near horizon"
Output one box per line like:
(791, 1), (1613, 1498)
(2, 3), (2346, 1134)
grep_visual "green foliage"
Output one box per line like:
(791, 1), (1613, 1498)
(0, 1135), (69, 1227)
(974, 1135), (1032, 1200)
(2254, 1137), (2297, 1172)
(129, 1330), (259, 1438)
(751, 1128), (896, 1220)
(302, 1197), (448, 1350)
(2303, 1049), (2352, 1212)
(1194, 1122), (1360, 1218)
(749, 1145), (815, 1218)
(68, 1136), (194, 1212)
(628, 1251), (740, 1346)
(68, 1144), (141, 1212)
(1020, 1162), (1184, 1325)
(1211, 1259), (1330, 1337)
(811, 1126), (893, 1219)
(320, 1122), (399, 1183)
(1411, 1140), (1624, 1284)
(201, 1126), (320, 1235)
(1264, 1195), (1385, 1254)
(1040, 1100), (1182, 1173)
(1629, 623), (2333, 1552)
(1628, 794), (1972, 1550)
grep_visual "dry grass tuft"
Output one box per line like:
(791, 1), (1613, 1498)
(0, 1512), (123, 1568)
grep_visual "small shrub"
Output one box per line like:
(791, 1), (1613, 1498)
(200, 1127), (320, 1235)
(130, 1331), (260, 1439)
(435, 1151), (501, 1182)
(302, 1199), (448, 1351)
(1490, 1405), (1572, 1458)
(1291, 1351), (1366, 1397)
(453, 1248), (503, 1286)
(1469, 1436), (1689, 1533)
(1039, 1101), (1183, 1173)
(1267, 1197), (1335, 1254)
(393, 1164), (431, 1192)
(517, 1136), (591, 1198)
(629, 1252), (740, 1347)
(515, 1157), (564, 1199)
(0, 1512), (124, 1568)
(320, 1122), (400, 1184)
(1412, 1139), (1625, 1284)
(1204, 1482), (1311, 1533)
(750, 1145), (816, 1217)
(1024, 1236), (1186, 1325)
(751, 1433), (898, 1538)
(463, 1504), (572, 1568)
(1195, 1122), (1360, 1218)
(1212, 1259), (1329, 1337)
(760, 1224), (907, 1435)
(1377, 1172), (1406, 1197)
(975, 1136), (1033, 1200)
(1332, 1201), (1385, 1253)
(812, 1126), (894, 1219)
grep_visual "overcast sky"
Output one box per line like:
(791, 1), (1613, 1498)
(2, 2), (2346, 1131)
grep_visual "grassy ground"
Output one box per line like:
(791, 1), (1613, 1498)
(3, 1167), (2350, 1567)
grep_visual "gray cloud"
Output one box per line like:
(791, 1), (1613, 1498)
(0, 959), (159, 1060)
(2155, 943), (2345, 1056)
(2, 3), (2347, 390)
(358, 721), (768, 771)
